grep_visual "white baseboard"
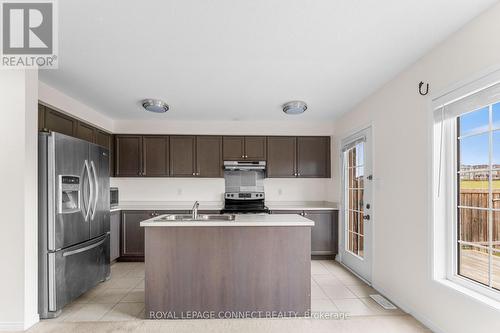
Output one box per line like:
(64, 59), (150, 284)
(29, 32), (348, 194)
(0, 322), (25, 331)
(0, 314), (39, 332)
(372, 283), (445, 333)
(24, 313), (39, 330)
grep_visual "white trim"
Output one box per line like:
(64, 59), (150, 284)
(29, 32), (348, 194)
(431, 64), (500, 107)
(372, 282), (446, 333)
(339, 124), (374, 283)
(0, 322), (26, 331)
(431, 66), (500, 305)
(24, 314), (39, 330)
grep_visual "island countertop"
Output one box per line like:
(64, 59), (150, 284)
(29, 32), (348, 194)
(140, 213), (315, 227)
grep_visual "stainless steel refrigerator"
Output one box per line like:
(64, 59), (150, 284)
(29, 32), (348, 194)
(38, 131), (110, 318)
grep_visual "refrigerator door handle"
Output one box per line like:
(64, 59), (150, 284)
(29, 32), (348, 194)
(84, 160), (93, 222)
(90, 160), (99, 221)
(62, 235), (107, 257)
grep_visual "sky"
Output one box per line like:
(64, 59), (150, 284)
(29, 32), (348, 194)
(459, 103), (500, 167)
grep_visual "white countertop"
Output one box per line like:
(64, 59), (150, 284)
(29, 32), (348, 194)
(111, 201), (338, 212)
(140, 213), (315, 227)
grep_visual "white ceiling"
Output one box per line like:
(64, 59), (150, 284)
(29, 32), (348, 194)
(40, 0), (497, 121)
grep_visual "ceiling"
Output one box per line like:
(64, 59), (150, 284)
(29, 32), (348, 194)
(40, 0), (497, 121)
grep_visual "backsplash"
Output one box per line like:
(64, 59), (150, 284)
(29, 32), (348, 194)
(110, 178), (331, 202)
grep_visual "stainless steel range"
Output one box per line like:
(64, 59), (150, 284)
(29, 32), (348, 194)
(221, 161), (269, 214)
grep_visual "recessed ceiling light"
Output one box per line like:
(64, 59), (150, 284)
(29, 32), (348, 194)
(283, 101), (307, 115)
(141, 99), (169, 113)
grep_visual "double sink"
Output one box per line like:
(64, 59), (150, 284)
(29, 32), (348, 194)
(157, 214), (235, 222)
(151, 201), (236, 222)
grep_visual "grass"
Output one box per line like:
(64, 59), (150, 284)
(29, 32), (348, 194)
(460, 180), (500, 189)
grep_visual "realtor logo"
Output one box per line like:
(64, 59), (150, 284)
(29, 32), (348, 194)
(1, 0), (58, 68)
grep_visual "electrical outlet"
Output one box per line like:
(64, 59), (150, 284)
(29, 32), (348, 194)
(177, 188), (182, 196)
(278, 188), (283, 196)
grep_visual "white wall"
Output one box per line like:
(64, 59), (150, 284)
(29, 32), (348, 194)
(112, 119), (335, 202)
(39, 81), (114, 132)
(0, 70), (39, 330)
(333, 4), (500, 333)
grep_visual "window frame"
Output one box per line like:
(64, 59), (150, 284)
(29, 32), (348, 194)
(443, 102), (500, 302)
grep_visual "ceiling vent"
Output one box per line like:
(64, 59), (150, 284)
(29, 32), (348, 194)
(283, 101), (307, 115)
(141, 99), (169, 113)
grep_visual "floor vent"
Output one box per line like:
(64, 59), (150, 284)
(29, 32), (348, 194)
(369, 294), (397, 310)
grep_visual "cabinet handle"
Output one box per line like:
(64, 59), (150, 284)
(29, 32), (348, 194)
(303, 212), (307, 216)
(192, 172), (196, 176)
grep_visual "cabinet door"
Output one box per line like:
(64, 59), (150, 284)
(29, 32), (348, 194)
(115, 135), (142, 177)
(143, 136), (169, 177)
(96, 130), (114, 177)
(266, 137), (296, 177)
(244, 136), (266, 160)
(110, 211), (121, 262)
(170, 136), (196, 176)
(297, 137), (330, 178)
(121, 211), (149, 257)
(305, 211), (336, 255)
(75, 121), (96, 143)
(196, 136), (222, 177)
(38, 104), (45, 131)
(44, 108), (76, 137)
(223, 136), (245, 160)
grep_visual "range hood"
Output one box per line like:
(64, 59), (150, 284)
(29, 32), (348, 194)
(223, 161), (266, 171)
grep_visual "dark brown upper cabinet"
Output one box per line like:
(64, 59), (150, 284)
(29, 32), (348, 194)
(196, 136), (222, 177)
(170, 136), (196, 177)
(96, 130), (114, 177)
(115, 135), (143, 177)
(44, 107), (76, 137)
(143, 136), (169, 177)
(267, 136), (330, 178)
(75, 121), (96, 143)
(38, 104), (45, 131)
(297, 137), (330, 178)
(223, 136), (266, 160)
(96, 130), (112, 149)
(266, 136), (296, 177)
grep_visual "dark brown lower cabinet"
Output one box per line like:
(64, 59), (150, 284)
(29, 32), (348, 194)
(110, 211), (121, 262)
(120, 210), (190, 262)
(121, 211), (149, 261)
(271, 210), (338, 257)
(306, 211), (338, 256)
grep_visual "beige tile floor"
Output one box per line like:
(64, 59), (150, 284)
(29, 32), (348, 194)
(32, 260), (429, 332)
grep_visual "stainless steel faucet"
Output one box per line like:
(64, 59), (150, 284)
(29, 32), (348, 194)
(192, 201), (200, 220)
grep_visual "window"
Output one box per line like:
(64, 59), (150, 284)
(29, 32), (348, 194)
(457, 104), (500, 291)
(434, 75), (500, 301)
(344, 142), (365, 257)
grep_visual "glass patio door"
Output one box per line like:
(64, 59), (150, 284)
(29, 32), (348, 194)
(340, 127), (373, 283)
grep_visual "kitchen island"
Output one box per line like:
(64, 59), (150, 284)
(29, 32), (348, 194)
(140, 214), (314, 319)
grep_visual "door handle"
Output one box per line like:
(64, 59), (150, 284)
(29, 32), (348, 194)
(90, 161), (99, 221)
(83, 160), (93, 222)
(63, 235), (107, 257)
